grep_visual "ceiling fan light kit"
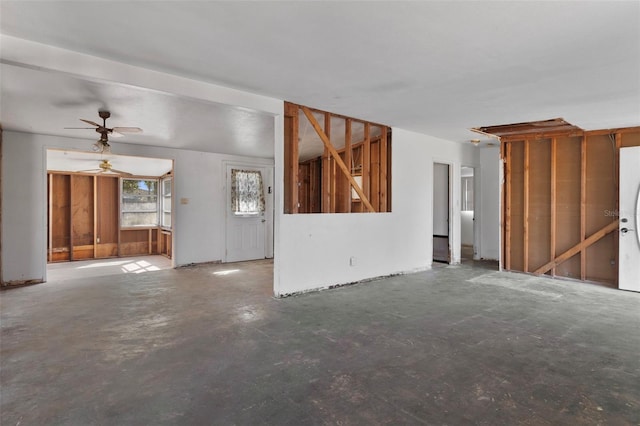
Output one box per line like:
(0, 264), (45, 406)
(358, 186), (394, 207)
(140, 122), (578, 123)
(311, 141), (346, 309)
(66, 110), (142, 154)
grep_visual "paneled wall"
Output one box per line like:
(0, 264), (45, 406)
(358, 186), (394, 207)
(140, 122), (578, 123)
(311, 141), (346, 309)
(503, 128), (640, 287)
(48, 172), (162, 262)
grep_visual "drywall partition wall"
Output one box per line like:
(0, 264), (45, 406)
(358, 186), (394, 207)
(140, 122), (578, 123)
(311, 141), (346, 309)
(0, 131), (274, 284)
(478, 147), (501, 261)
(274, 128), (477, 296)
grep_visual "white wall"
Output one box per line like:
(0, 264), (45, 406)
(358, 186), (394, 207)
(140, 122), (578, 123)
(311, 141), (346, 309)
(478, 146), (501, 260)
(1, 131), (274, 284)
(274, 128), (478, 296)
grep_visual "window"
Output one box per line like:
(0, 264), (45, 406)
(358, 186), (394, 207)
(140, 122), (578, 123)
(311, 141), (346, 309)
(121, 179), (158, 227)
(161, 177), (172, 228)
(284, 102), (391, 214)
(231, 169), (265, 216)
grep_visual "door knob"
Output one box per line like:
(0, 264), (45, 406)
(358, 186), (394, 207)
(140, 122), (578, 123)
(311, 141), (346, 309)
(620, 227), (634, 234)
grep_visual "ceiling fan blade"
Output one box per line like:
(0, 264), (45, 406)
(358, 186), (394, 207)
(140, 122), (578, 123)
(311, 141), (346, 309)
(64, 127), (98, 129)
(112, 127), (143, 133)
(77, 169), (103, 173)
(109, 131), (125, 138)
(109, 168), (133, 177)
(80, 119), (101, 127)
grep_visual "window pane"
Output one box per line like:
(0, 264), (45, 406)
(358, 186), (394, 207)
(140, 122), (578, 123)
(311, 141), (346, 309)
(231, 169), (265, 215)
(121, 179), (158, 227)
(161, 177), (172, 228)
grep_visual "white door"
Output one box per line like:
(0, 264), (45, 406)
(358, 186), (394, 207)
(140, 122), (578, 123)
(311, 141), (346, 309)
(619, 146), (640, 291)
(225, 164), (272, 262)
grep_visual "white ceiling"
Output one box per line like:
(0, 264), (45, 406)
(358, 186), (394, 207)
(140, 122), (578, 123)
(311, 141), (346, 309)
(1, 1), (639, 153)
(47, 149), (173, 177)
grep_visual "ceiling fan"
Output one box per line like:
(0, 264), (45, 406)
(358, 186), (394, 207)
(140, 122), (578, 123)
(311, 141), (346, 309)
(65, 111), (142, 153)
(80, 159), (132, 176)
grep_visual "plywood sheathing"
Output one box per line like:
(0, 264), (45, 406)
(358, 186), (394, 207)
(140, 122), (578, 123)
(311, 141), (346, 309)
(501, 126), (640, 287)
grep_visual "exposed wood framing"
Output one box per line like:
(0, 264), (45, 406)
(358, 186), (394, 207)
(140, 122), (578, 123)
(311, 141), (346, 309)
(580, 136), (587, 280)
(363, 123), (371, 212)
(284, 103), (299, 213)
(69, 175), (75, 261)
(380, 127), (388, 211)
(93, 176), (98, 259)
(48, 174), (53, 262)
(523, 140), (530, 272)
(504, 142), (512, 271)
(300, 106), (376, 213)
(550, 138), (557, 276)
(501, 126), (640, 287)
(533, 220), (619, 275)
(344, 118), (352, 213)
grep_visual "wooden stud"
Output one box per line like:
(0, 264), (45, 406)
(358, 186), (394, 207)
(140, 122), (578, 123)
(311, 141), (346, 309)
(580, 136), (587, 280)
(504, 142), (512, 271)
(363, 123), (371, 211)
(523, 139), (530, 272)
(344, 119), (352, 213)
(48, 173), (53, 262)
(380, 127), (388, 212)
(301, 107), (376, 212)
(550, 138), (557, 276)
(93, 176), (98, 259)
(533, 220), (619, 275)
(615, 132), (621, 286)
(148, 228), (152, 255)
(117, 177), (122, 257)
(69, 175), (75, 261)
(325, 112), (335, 213)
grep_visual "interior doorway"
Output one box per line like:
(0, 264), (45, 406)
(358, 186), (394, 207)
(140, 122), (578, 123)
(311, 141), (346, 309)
(433, 162), (451, 263)
(461, 166), (475, 261)
(46, 149), (174, 280)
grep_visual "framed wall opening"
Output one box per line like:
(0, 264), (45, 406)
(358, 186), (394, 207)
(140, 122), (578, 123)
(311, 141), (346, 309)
(284, 102), (391, 214)
(46, 149), (174, 280)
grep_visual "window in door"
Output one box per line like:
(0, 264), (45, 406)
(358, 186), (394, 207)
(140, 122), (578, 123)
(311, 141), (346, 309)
(231, 169), (265, 216)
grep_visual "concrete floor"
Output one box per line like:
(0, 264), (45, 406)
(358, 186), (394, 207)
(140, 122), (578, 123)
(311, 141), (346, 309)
(1, 260), (639, 425)
(47, 255), (173, 281)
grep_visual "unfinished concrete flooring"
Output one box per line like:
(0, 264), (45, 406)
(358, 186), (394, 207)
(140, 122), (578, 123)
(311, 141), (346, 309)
(1, 260), (639, 425)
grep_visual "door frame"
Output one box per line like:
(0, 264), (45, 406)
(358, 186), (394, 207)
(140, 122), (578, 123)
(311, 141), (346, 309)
(432, 161), (453, 264)
(223, 161), (274, 262)
(461, 164), (478, 260)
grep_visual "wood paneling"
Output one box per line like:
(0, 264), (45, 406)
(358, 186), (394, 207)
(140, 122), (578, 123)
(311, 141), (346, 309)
(48, 172), (162, 264)
(97, 176), (118, 244)
(50, 174), (71, 261)
(71, 175), (94, 250)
